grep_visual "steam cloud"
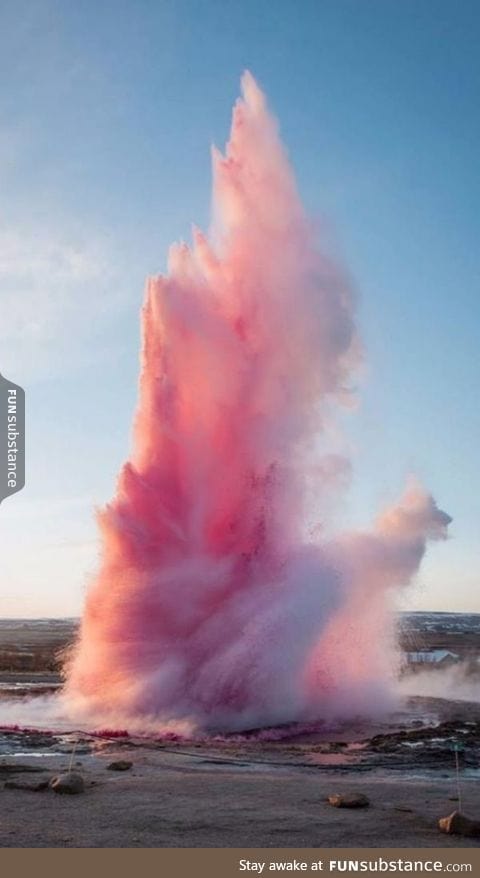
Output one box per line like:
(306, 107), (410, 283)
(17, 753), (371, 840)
(65, 73), (450, 733)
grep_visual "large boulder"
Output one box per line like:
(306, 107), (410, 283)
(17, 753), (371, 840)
(438, 811), (480, 837)
(49, 772), (85, 795)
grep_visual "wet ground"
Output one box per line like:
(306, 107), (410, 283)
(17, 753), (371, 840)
(2, 695), (480, 769)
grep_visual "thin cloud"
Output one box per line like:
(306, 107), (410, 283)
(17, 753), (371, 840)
(0, 221), (127, 381)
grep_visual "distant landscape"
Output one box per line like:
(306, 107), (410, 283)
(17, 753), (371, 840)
(1, 612), (479, 684)
(399, 611), (480, 656)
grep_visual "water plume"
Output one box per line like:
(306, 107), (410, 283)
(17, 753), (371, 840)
(65, 72), (450, 733)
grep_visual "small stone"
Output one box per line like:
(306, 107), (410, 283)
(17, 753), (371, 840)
(49, 772), (85, 795)
(327, 793), (370, 808)
(438, 811), (480, 838)
(106, 760), (133, 771)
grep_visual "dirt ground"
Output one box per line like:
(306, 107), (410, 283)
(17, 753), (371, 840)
(0, 744), (479, 849)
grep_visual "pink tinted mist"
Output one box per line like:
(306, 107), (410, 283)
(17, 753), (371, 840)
(65, 73), (450, 732)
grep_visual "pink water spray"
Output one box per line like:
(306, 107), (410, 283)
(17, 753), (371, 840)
(66, 73), (450, 732)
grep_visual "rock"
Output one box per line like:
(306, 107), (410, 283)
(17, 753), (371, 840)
(327, 793), (370, 809)
(106, 760), (133, 771)
(438, 811), (480, 838)
(49, 772), (85, 795)
(4, 779), (50, 792)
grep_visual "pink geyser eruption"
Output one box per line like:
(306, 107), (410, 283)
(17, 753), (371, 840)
(66, 73), (450, 732)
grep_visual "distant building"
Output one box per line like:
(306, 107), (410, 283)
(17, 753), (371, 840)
(405, 649), (459, 668)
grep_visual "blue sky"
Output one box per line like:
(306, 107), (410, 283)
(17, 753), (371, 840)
(1, 0), (479, 616)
